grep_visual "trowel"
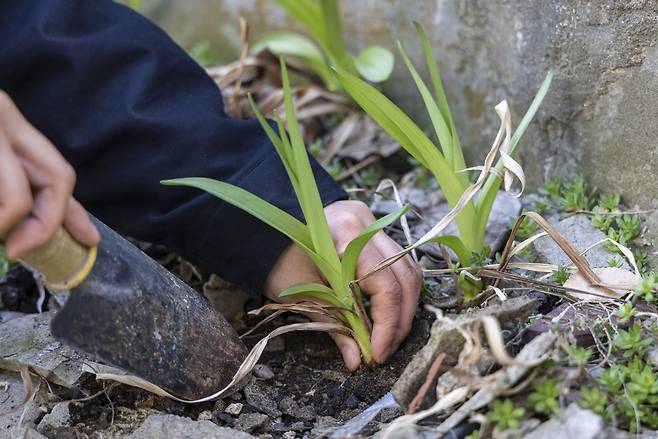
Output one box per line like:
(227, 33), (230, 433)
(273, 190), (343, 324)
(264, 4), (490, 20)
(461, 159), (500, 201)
(17, 216), (248, 400)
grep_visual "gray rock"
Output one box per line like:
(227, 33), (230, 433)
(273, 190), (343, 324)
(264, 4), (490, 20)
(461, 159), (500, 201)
(533, 214), (630, 269)
(244, 379), (282, 417)
(282, 431), (297, 439)
(526, 404), (602, 439)
(235, 413), (270, 433)
(411, 192), (522, 259)
(36, 402), (70, 433)
(197, 410), (213, 421)
(202, 274), (251, 323)
(278, 396), (315, 420)
(0, 312), (86, 387)
(393, 296), (537, 409)
(127, 414), (256, 439)
(225, 402), (243, 416)
(253, 364), (274, 380)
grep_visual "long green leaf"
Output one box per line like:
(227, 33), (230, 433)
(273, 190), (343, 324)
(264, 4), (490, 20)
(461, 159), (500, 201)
(426, 235), (471, 266)
(251, 32), (336, 88)
(278, 282), (346, 307)
(161, 178), (309, 247)
(273, 0), (324, 43)
(413, 21), (466, 176)
(397, 41), (455, 172)
(474, 71), (553, 245)
(280, 59), (342, 272)
(162, 177), (340, 281)
(340, 205), (410, 284)
(248, 95), (297, 190)
(333, 66), (480, 250)
(319, 0), (354, 73)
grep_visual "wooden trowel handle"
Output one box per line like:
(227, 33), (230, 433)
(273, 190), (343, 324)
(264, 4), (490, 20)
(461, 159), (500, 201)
(20, 227), (97, 291)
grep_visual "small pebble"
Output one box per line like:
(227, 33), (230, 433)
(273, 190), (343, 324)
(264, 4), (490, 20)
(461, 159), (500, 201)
(225, 402), (243, 416)
(197, 410), (213, 421)
(283, 432), (297, 439)
(216, 412), (235, 426)
(254, 364), (275, 380)
(213, 399), (226, 412)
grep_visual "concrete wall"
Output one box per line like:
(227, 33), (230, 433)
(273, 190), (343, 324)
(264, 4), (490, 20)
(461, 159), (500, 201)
(138, 0), (658, 247)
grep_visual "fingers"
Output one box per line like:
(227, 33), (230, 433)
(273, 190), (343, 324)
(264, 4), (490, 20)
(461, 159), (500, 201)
(355, 238), (403, 364)
(63, 198), (100, 247)
(369, 233), (422, 352)
(0, 137), (33, 242)
(0, 90), (98, 256)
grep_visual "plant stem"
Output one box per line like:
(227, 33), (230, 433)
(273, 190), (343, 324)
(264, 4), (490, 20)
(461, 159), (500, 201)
(344, 311), (374, 366)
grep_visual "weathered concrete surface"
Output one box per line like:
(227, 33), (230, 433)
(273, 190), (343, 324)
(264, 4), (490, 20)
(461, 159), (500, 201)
(136, 0), (658, 250)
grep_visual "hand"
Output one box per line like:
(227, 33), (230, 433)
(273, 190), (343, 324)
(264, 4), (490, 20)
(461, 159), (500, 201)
(0, 91), (99, 259)
(264, 200), (422, 370)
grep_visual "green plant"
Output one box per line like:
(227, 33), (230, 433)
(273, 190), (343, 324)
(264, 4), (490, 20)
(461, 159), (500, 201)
(616, 215), (641, 242)
(599, 193), (621, 212)
(487, 399), (525, 430)
(635, 272), (658, 304)
(579, 386), (608, 419)
(591, 213), (613, 232)
(162, 59), (408, 365)
(528, 378), (560, 415)
(252, 0), (394, 90)
(617, 302), (635, 323)
(325, 159), (344, 179)
(189, 41), (216, 68)
(470, 246), (492, 267)
(566, 344), (592, 367)
(514, 215), (539, 239)
(608, 256), (623, 268)
(540, 177), (561, 201)
(0, 247), (8, 278)
(359, 167), (380, 188)
(634, 249), (650, 275)
(551, 266), (570, 285)
(613, 322), (652, 358)
(308, 139), (323, 158)
(559, 176), (596, 212)
(332, 21), (552, 299)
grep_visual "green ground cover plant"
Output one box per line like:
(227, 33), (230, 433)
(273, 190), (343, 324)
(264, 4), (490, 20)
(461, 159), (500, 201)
(252, 0), (394, 90)
(163, 58), (407, 365)
(332, 21), (552, 298)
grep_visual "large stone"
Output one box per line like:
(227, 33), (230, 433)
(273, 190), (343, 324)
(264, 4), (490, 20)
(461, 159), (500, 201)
(127, 414), (257, 439)
(392, 296), (537, 409)
(533, 214), (630, 269)
(0, 312), (86, 387)
(525, 403), (603, 439)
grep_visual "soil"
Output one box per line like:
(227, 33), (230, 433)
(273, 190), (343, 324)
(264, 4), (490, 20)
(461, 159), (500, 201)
(32, 305), (433, 438)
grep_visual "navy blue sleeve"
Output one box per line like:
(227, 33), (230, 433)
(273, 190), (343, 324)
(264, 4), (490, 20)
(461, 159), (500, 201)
(0, 0), (346, 294)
